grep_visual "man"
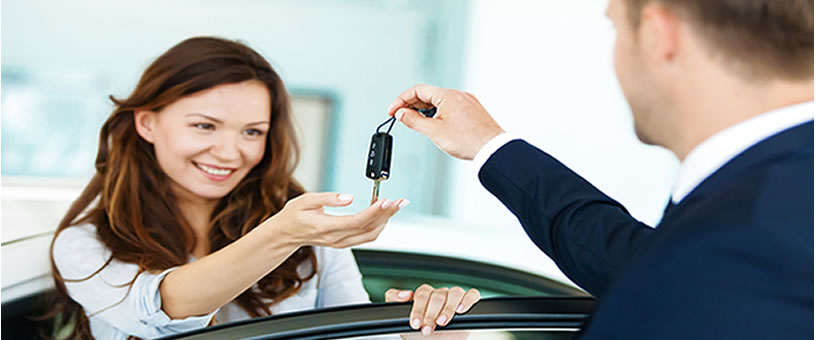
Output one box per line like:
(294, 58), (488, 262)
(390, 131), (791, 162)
(385, 0), (813, 338)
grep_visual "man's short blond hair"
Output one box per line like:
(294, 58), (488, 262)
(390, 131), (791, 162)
(625, 0), (813, 80)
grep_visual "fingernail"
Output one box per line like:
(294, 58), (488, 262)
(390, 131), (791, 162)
(398, 199), (410, 209)
(381, 199), (392, 209)
(396, 109), (406, 122)
(338, 194), (353, 202)
(437, 315), (447, 325)
(456, 304), (465, 313)
(411, 319), (421, 329)
(398, 290), (411, 298)
(422, 326), (432, 336)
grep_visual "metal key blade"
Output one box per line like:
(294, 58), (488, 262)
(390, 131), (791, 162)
(370, 179), (382, 205)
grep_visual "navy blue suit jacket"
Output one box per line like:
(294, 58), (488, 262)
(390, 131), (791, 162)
(478, 122), (813, 339)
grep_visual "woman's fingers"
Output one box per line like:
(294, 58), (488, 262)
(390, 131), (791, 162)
(405, 285), (481, 336)
(321, 197), (404, 230)
(293, 192), (354, 209)
(409, 284), (433, 330)
(457, 288), (481, 313)
(331, 198), (404, 247)
(437, 286), (466, 326)
(273, 192), (406, 248)
(385, 288), (413, 303)
(420, 288), (448, 335)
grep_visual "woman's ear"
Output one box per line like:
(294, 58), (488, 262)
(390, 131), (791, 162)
(134, 110), (157, 143)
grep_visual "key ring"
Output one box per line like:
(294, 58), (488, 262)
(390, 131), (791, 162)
(376, 116), (397, 134)
(376, 106), (437, 134)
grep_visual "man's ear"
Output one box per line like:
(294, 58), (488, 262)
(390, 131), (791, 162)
(134, 110), (158, 143)
(638, 3), (680, 65)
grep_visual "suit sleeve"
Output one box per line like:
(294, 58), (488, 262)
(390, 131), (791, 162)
(478, 139), (654, 296)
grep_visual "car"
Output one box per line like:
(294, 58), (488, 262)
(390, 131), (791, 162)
(158, 296), (595, 340)
(353, 249), (587, 302)
(1, 247), (591, 339)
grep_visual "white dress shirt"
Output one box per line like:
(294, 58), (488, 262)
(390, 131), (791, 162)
(473, 101), (815, 205)
(52, 224), (371, 340)
(670, 101), (814, 203)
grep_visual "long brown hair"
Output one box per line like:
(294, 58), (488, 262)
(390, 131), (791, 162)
(46, 36), (317, 339)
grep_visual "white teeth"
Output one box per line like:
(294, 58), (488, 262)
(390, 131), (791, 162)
(196, 163), (233, 176)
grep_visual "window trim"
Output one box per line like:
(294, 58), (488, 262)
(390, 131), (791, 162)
(159, 296), (595, 340)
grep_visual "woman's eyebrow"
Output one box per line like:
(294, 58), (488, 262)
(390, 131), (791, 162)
(186, 113), (269, 126)
(186, 113), (223, 123)
(245, 121), (270, 127)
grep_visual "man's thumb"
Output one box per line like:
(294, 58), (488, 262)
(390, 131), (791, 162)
(395, 108), (432, 134)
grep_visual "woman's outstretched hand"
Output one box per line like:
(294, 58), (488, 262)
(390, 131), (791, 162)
(266, 192), (407, 248)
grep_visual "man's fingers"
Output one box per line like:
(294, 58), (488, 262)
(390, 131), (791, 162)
(395, 108), (438, 136)
(386, 84), (444, 117)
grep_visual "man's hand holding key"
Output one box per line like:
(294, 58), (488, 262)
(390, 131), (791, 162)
(386, 84), (505, 161)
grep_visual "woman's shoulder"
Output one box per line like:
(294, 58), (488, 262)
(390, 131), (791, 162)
(53, 224), (101, 251)
(52, 224), (111, 278)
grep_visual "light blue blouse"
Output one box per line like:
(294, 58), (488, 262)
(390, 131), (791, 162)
(52, 224), (371, 339)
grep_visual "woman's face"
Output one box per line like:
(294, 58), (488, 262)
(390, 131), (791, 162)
(135, 80), (271, 203)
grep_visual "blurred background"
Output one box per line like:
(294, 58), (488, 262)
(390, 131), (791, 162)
(1, 0), (679, 301)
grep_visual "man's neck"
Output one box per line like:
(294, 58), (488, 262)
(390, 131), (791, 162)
(671, 78), (813, 160)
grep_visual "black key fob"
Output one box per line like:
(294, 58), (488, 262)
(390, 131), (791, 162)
(366, 132), (392, 180)
(417, 107), (437, 118)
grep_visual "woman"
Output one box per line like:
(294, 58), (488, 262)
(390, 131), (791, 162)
(48, 36), (479, 339)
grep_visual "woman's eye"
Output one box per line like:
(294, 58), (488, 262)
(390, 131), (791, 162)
(194, 123), (214, 130)
(244, 129), (265, 137)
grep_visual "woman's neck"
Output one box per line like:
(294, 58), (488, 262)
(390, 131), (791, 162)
(174, 193), (220, 258)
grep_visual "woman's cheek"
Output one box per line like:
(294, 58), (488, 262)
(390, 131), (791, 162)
(244, 141), (267, 166)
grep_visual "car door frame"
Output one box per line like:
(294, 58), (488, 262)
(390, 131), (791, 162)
(159, 296), (596, 340)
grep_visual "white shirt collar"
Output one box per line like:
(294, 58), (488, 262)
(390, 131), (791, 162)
(671, 101), (815, 204)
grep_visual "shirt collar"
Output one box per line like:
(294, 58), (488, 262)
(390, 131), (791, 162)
(671, 101), (815, 204)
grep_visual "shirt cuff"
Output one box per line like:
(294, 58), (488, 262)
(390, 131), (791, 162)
(472, 133), (518, 177)
(138, 267), (218, 330)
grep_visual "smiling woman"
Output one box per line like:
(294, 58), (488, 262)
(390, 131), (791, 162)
(133, 82), (272, 217)
(44, 37), (475, 340)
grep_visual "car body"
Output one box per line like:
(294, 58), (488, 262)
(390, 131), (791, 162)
(2, 247), (591, 339)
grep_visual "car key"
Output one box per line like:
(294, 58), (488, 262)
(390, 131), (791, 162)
(366, 118), (394, 204)
(364, 107), (435, 205)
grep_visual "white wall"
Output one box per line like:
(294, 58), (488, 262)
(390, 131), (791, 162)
(449, 0), (680, 231)
(2, 0), (684, 296)
(1, 0), (468, 215)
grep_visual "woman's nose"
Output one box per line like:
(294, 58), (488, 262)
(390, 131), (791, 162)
(211, 133), (241, 161)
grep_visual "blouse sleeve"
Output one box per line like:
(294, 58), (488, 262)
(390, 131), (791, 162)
(52, 225), (218, 338)
(314, 247), (371, 308)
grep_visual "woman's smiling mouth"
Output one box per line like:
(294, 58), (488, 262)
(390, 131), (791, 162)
(194, 162), (236, 180)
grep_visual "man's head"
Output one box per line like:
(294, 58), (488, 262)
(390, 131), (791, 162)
(606, 0), (813, 156)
